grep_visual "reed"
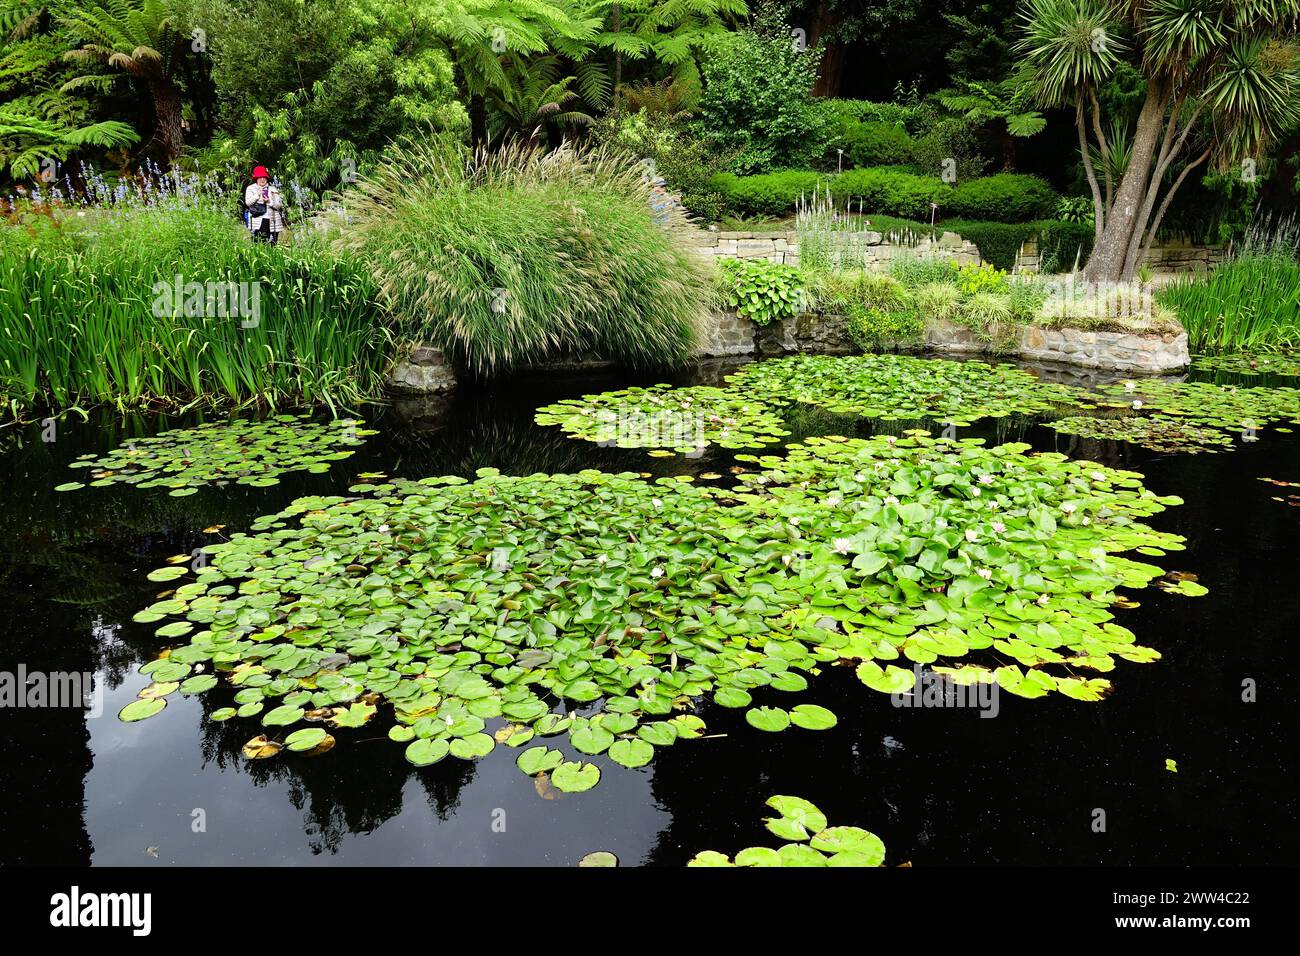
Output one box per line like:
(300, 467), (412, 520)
(1157, 220), (1300, 354)
(0, 202), (388, 417)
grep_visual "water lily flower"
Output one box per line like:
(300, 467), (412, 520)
(650, 566), (664, 578)
(833, 537), (853, 555)
(1123, 381), (1136, 392)
(965, 529), (978, 542)
(596, 554), (608, 564)
(1036, 593), (1050, 606)
(884, 495), (899, 505)
(1090, 471), (1106, 481)
(788, 516), (800, 526)
(1132, 400), (1143, 409)
(972, 487), (981, 497)
(651, 498), (663, 509)
(1061, 503), (1077, 514)
(991, 521), (1006, 534)
(978, 474), (994, 485)
(826, 495), (842, 507)
(884, 435), (897, 444)
(976, 568), (992, 580)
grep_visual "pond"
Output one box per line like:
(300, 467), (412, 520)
(2, 356), (1296, 866)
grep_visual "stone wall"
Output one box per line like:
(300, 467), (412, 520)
(1015, 236), (1226, 274)
(696, 310), (1190, 373)
(390, 308), (1189, 394)
(684, 225), (1222, 276)
(1018, 324), (1189, 372)
(687, 228), (981, 270)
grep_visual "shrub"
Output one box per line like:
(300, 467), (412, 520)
(842, 121), (917, 168)
(696, 16), (828, 174)
(954, 261), (1009, 295)
(946, 174), (1057, 222)
(831, 168), (950, 220)
(718, 258), (805, 326)
(1035, 220), (1095, 273)
(710, 170), (826, 218)
(592, 107), (731, 223)
(325, 139), (711, 374)
(847, 305), (925, 350)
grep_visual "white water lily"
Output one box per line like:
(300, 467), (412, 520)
(884, 495), (899, 505)
(650, 566), (664, 578)
(965, 529), (978, 542)
(991, 520), (1006, 534)
(833, 537), (853, 555)
(976, 568), (992, 580)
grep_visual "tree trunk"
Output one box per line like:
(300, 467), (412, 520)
(808, 3), (845, 97)
(148, 76), (184, 166)
(470, 94), (487, 149)
(1001, 130), (1015, 171)
(1083, 82), (1168, 282)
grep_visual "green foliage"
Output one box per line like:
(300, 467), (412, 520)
(718, 257), (805, 326)
(1157, 245), (1300, 354)
(325, 138), (710, 374)
(592, 106), (730, 222)
(831, 167), (949, 220)
(806, 269), (923, 350)
(841, 121), (916, 168)
(181, 0), (467, 189)
(0, 205), (388, 413)
(954, 261), (1008, 295)
(709, 169), (824, 217)
(947, 173), (1056, 221)
(695, 14), (827, 173)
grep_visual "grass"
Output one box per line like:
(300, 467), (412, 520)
(1156, 224), (1300, 353)
(324, 137), (713, 375)
(0, 199), (389, 417)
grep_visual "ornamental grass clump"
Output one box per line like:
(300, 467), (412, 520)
(323, 138), (712, 374)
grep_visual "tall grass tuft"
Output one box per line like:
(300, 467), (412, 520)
(321, 137), (712, 375)
(1157, 219), (1300, 353)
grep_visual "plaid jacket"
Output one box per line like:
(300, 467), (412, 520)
(244, 183), (286, 233)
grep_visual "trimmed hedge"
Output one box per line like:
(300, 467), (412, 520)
(842, 121), (917, 168)
(708, 170), (826, 217)
(938, 219), (1094, 271)
(712, 167), (1057, 223)
(946, 174), (1057, 222)
(831, 167), (948, 220)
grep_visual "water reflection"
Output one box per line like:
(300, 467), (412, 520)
(2, 356), (1298, 865)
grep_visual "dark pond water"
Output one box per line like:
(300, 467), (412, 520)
(1, 357), (1297, 866)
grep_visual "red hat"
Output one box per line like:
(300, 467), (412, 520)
(252, 165), (269, 179)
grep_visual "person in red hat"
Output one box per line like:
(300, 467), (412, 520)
(243, 165), (285, 244)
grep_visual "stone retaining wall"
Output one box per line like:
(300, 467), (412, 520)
(687, 228), (981, 270)
(1015, 236), (1225, 274)
(388, 308), (1189, 394)
(686, 226), (1223, 275)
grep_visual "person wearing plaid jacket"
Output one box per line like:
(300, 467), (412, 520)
(244, 165), (285, 243)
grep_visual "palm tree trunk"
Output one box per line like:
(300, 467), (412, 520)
(1083, 82), (1169, 283)
(149, 76), (184, 165)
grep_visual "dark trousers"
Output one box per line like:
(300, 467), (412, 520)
(252, 221), (280, 245)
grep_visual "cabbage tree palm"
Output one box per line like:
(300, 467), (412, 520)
(1017, 0), (1300, 281)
